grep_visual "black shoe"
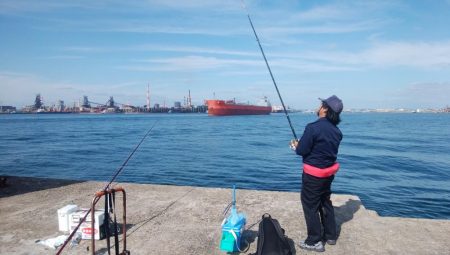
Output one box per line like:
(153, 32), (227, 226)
(326, 239), (336, 245)
(299, 240), (325, 252)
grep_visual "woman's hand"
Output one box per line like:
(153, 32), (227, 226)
(290, 139), (299, 150)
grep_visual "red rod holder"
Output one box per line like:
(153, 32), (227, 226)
(91, 187), (128, 255)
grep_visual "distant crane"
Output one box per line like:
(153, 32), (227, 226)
(82, 95), (141, 113)
(87, 96), (117, 108)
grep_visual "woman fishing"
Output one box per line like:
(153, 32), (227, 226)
(291, 95), (343, 252)
(241, 2), (343, 251)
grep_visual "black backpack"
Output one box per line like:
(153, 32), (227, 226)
(253, 214), (295, 255)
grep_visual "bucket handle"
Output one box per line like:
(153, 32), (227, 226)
(228, 229), (250, 253)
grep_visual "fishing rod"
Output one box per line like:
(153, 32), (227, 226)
(56, 120), (159, 254)
(103, 120), (159, 191)
(241, 0), (298, 140)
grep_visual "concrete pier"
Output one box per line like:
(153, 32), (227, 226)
(1, 177), (449, 254)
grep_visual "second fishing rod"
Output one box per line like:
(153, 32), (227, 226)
(56, 120), (158, 255)
(241, 1), (298, 140)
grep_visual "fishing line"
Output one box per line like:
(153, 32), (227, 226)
(56, 120), (159, 254)
(240, 0), (298, 140)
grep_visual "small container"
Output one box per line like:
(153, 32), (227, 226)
(69, 209), (106, 240)
(220, 221), (245, 252)
(220, 185), (246, 252)
(57, 204), (78, 232)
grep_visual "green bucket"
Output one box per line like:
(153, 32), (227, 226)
(220, 230), (238, 252)
(220, 230), (241, 252)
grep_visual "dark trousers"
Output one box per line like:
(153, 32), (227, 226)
(301, 172), (337, 245)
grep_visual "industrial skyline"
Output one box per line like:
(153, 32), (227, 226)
(9, 89), (203, 114)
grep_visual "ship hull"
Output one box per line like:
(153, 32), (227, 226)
(206, 100), (271, 116)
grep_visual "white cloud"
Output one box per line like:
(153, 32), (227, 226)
(2, 0), (393, 38)
(143, 0), (239, 10)
(28, 14), (247, 37)
(0, 0), (240, 15)
(62, 39), (450, 73)
(262, 19), (386, 36)
(406, 82), (450, 95)
(113, 40), (450, 74)
(62, 46), (100, 53)
(0, 72), (80, 106)
(0, 1), (71, 14)
(363, 41), (450, 68)
(390, 82), (450, 108)
(66, 17), (384, 37)
(64, 44), (258, 57)
(45, 55), (86, 60)
(292, 4), (355, 21)
(102, 23), (241, 36)
(284, 40), (450, 70)
(250, 1), (401, 39)
(133, 45), (258, 57)
(119, 55), (263, 72)
(289, 1), (402, 22)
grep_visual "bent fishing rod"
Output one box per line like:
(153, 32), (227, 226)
(241, 1), (298, 140)
(56, 120), (159, 255)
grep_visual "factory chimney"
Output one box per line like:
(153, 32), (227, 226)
(146, 83), (150, 112)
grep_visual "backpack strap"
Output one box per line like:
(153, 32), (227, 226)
(255, 214), (270, 255)
(261, 213), (271, 220)
(271, 218), (286, 239)
(271, 218), (295, 254)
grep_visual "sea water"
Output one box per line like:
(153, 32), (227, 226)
(0, 113), (449, 219)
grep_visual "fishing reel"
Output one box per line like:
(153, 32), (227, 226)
(289, 139), (299, 151)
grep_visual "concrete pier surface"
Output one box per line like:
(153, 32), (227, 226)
(1, 177), (449, 255)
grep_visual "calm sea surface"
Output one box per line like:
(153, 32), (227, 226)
(0, 113), (449, 219)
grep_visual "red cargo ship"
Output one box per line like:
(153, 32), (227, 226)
(206, 98), (271, 116)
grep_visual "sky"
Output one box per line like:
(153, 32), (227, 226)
(1, 0), (449, 110)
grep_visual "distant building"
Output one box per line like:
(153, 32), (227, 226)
(82, 96), (91, 108)
(56, 100), (65, 112)
(21, 105), (34, 113)
(0, 106), (16, 113)
(122, 104), (136, 113)
(174, 101), (181, 108)
(108, 96), (115, 108)
(34, 94), (43, 109)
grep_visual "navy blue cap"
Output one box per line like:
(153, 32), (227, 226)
(319, 95), (343, 113)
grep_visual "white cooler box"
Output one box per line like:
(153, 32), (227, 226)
(57, 204), (78, 232)
(69, 209), (106, 240)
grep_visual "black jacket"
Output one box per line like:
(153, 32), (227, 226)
(296, 117), (342, 168)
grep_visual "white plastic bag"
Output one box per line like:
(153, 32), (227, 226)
(38, 235), (68, 250)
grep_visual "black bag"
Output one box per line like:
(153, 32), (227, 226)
(253, 214), (295, 255)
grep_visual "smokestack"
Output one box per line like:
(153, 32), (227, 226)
(146, 83), (150, 111)
(188, 89), (192, 107)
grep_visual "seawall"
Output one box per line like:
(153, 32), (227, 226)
(0, 177), (449, 254)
